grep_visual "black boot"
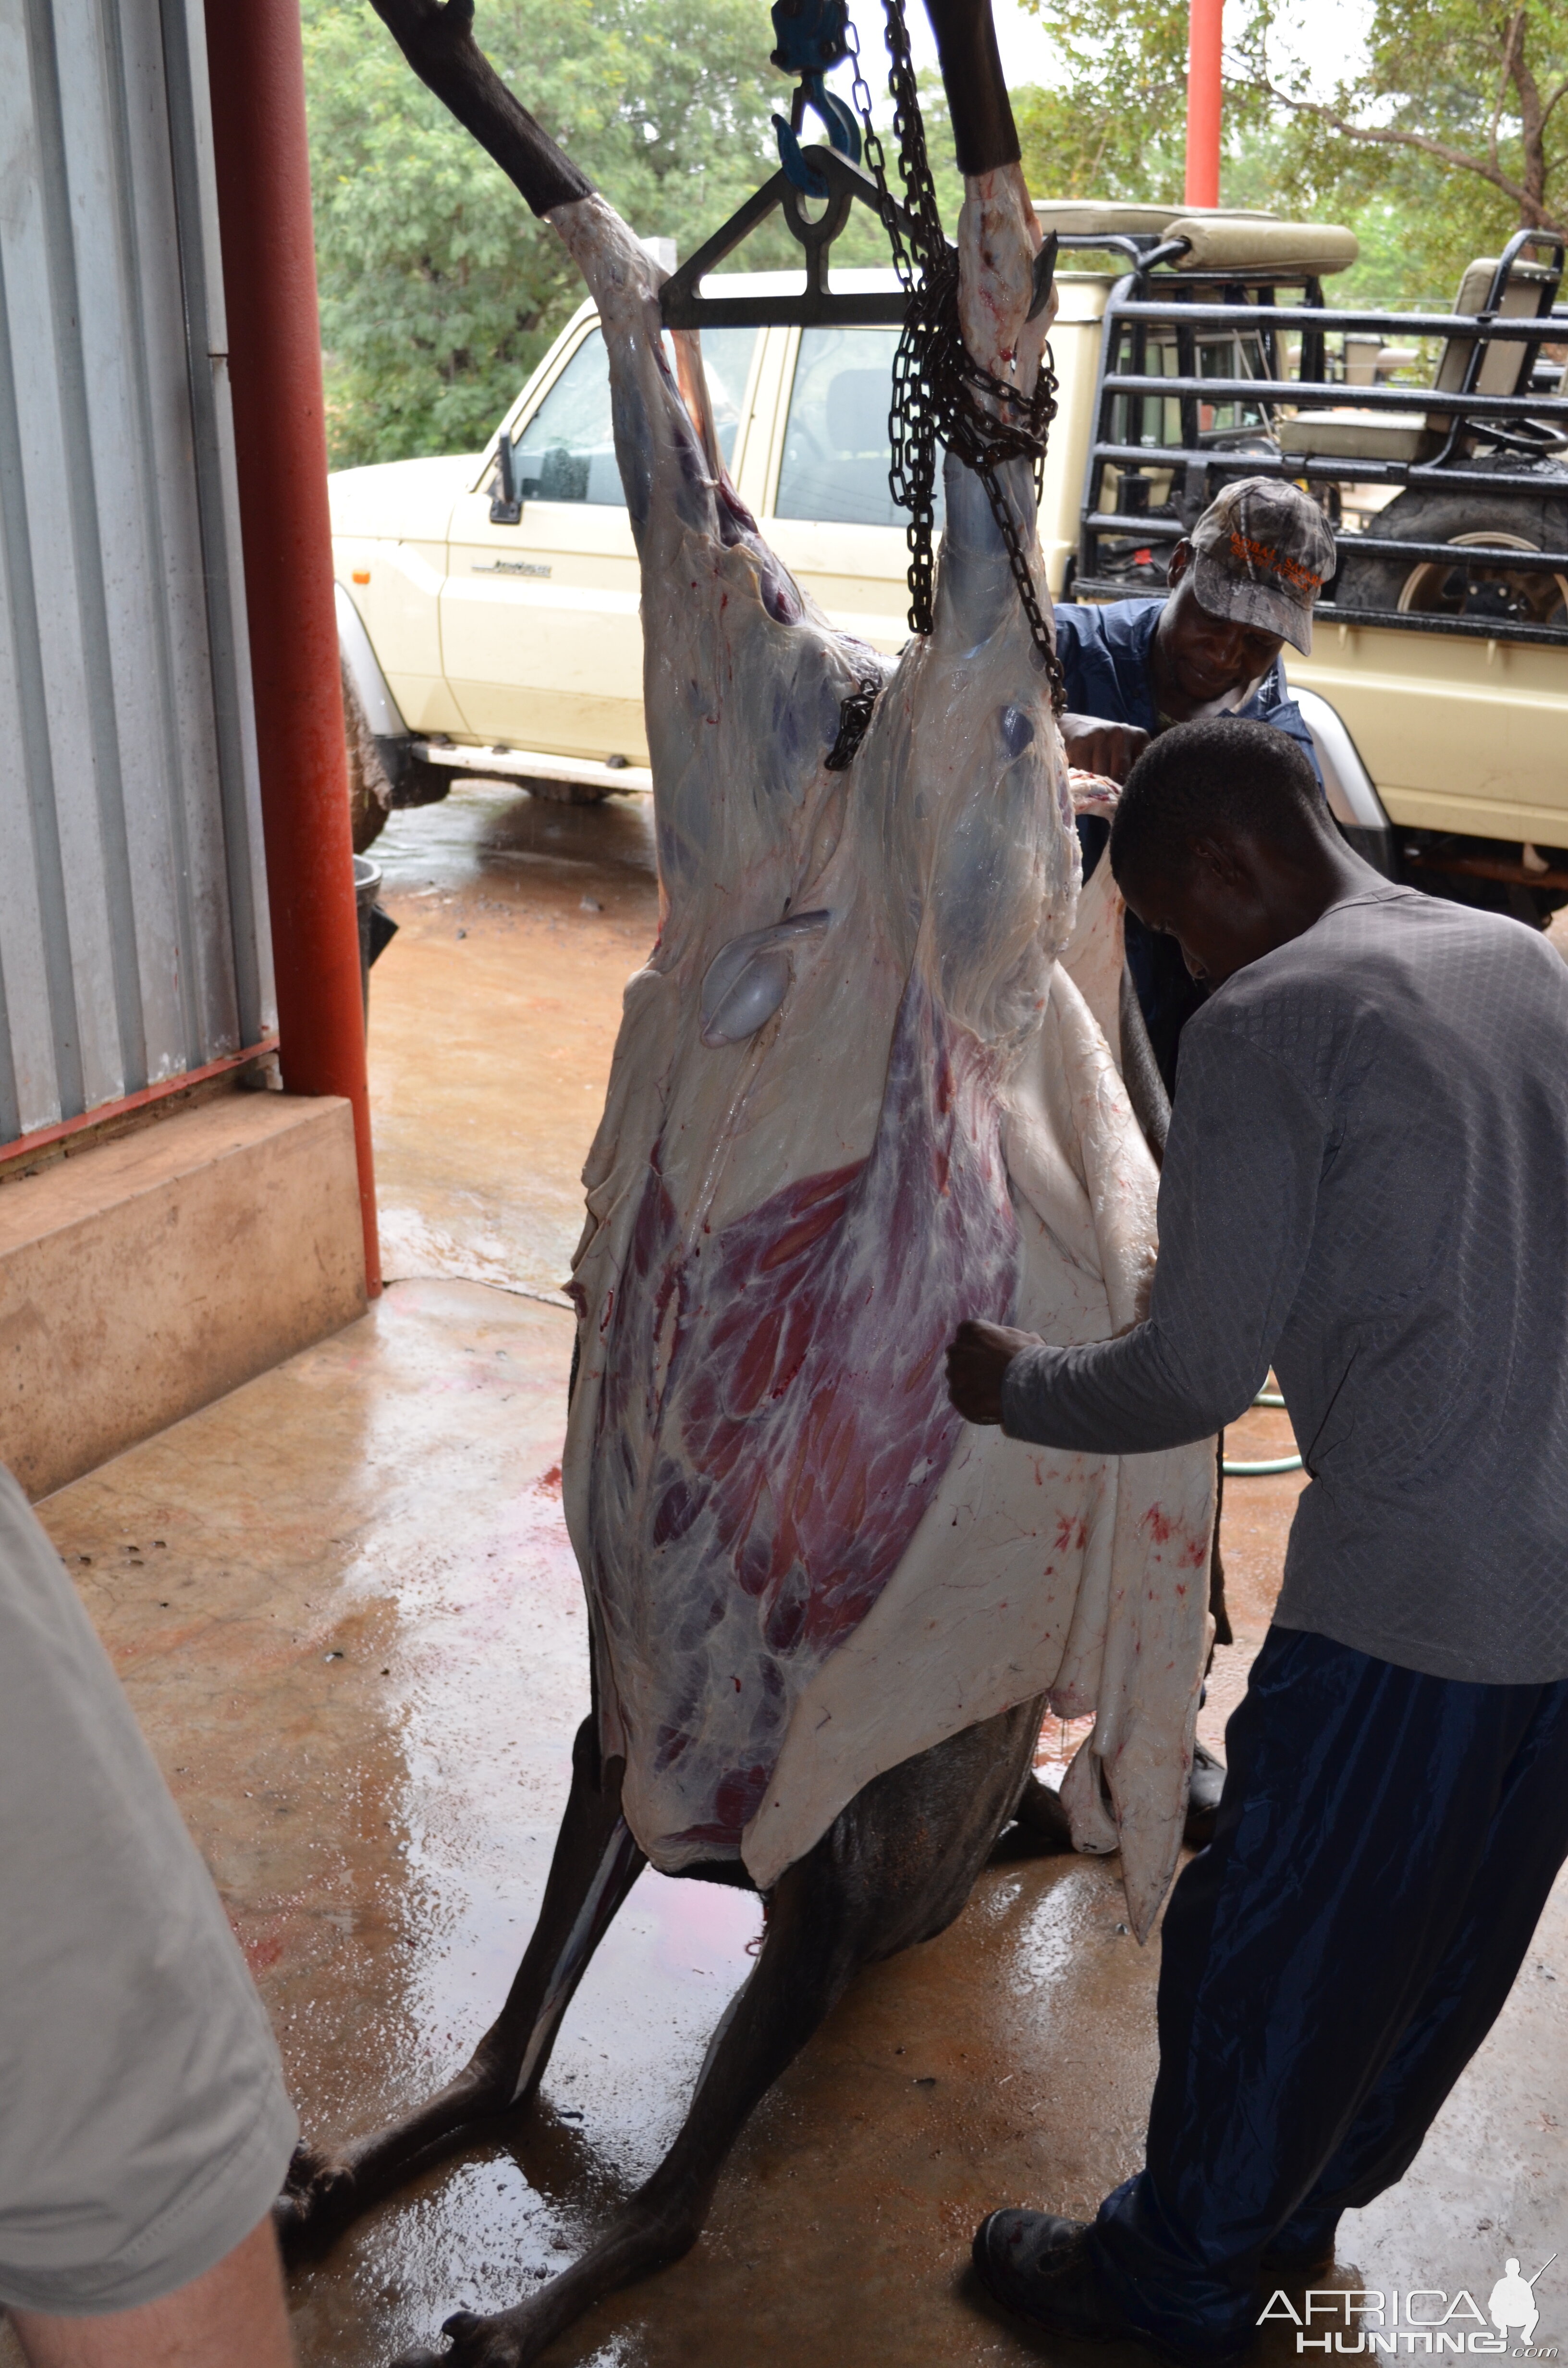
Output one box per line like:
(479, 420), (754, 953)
(970, 2209), (1250, 2366)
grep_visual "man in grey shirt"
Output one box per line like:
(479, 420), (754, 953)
(951, 717), (1568, 2363)
(0, 1467), (297, 2366)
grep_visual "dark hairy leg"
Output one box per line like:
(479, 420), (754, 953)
(988, 1703), (1076, 1861)
(996, 1768), (1075, 1854)
(277, 1716), (645, 2258)
(391, 1696), (1048, 2368)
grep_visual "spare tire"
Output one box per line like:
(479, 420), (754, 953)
(1335, 460), (1568, 630)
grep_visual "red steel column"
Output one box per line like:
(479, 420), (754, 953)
(1185, 0), (1224, 210)
(204, 0), (381, 1294)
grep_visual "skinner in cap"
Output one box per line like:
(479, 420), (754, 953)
(1058, 478), (1337, 1089)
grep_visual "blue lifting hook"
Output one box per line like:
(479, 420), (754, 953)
(769, 0), (863, 195)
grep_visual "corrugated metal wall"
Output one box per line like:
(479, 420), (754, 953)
(0, 0), (272, 1146)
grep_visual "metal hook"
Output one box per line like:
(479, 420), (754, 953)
(769, 0), (861, 192)
(772, 74), (861, 192)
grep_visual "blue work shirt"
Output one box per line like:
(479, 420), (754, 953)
(1057, 597), (1322, 1093)
(1055, 596), (1320, 767)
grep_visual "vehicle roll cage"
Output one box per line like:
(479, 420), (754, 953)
(1072, 223), (1568, 644)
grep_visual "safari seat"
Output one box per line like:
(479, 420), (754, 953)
(1277, 410), (1432, 464)
(1433, 255), (1559, 399)
(1279, 254), (1561, 465)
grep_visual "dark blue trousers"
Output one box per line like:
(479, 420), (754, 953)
(1087, 1626), (1568, 2349)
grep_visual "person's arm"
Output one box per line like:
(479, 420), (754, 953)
(1052, 604), (1152, 784)
(1061, 713), (1150, 782)
(10, 2219), (293, 2368)
(965, 1023), (1329, 1453)
(1251, 665), (1324, 791)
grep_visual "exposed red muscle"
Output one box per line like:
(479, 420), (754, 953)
(585, 976), (1020, 1850)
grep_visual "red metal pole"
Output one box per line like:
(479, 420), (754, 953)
(1185, 0), (1224, 210)
(203, 0), (381, 1295)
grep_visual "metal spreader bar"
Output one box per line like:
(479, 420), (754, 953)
(659, 145), (917, 331)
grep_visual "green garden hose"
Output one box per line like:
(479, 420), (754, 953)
(1222, 1388), (1304, 1478)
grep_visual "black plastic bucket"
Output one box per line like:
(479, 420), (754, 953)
(353, 855), (398, 1022)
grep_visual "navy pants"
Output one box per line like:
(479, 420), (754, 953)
(1087, 1626), (1568, 2350)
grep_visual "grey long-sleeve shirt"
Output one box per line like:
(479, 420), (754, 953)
(1003, 885), (1568, 1684)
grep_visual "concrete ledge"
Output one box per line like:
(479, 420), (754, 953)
(0, 1092), (366, 1498)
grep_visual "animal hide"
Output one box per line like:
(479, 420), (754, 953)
(555, 180), (1213, 1940)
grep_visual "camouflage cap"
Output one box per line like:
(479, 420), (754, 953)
(1189, 478), (1336, 655)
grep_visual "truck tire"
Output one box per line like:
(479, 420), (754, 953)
(342, 661), (392, 854)
(1335, 459), (1568, 630)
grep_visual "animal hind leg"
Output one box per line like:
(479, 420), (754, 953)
(278, 1715), (645, 2259)
(392, 1700), (1044, 2368)
(984, 1698), (1076, 1860)
(996, 1770), (1075, 1857)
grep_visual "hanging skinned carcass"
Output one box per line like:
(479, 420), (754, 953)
(277, 6), (1216, 2360)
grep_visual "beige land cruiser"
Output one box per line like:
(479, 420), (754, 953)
(331, 203), (1568, 919)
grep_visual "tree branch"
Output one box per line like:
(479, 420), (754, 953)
(1504, 5), (1548, 215)
(1485, 9), (1524, 177)
(368, 0), (594, 218)
(1241, 74), (1568, 236)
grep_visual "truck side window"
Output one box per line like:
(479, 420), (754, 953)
(775, 327), (946, 529)
(511, 325), (759, 506)
(514, 330), (621, 504)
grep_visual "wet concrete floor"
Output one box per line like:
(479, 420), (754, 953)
(9, 781), (1566, 2365)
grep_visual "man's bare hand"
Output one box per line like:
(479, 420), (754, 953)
(1060, 713), (1150, 784)
(946, 1320), (1041, 1426)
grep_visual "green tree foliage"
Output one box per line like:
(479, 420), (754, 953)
(1011, 0), (1203, 203)
(304, 0), (948, 467)
(1239, 0), (1568, 233)
(1011, 0), (1567, 312)
(308, 0), (1562, 467)
(305, 0), (797, 466)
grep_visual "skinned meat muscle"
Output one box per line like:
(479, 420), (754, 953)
(554, 179), (1214, 1938)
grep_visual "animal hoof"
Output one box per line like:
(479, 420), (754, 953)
(1006, 1771), (1075, 1854)
(273, 2146), (357, 2260)
(419, 2310), (527, 2366)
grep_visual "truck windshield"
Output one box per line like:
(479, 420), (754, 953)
(511, 324), (758, 504)
(775, 327), (947, 529)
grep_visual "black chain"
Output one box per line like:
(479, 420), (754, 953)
(824, 675), (882, 769)
(843, 6), (1067, 715)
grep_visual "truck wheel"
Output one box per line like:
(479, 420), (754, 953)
(389, 754), (456, 810)
(1335, 463), (1568, 629)
(342, 661), (392, 854)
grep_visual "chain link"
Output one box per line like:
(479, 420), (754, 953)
(843, 3), (1066, 714)
(824, 674), (882, 769)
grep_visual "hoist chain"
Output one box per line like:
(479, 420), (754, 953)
(824, 675), (882, 769)
(843, 4), (1067, 715)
